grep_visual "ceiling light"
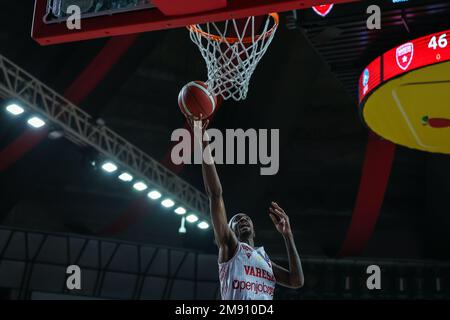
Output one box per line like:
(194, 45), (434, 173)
(6, 104), (24, 115)
(186, 214), (199, 223)
(133, 182), (148, 191)
(174, 207), (186, 215)
(147, 190), (162, 200)
(101, 162), (117, 173)
(161, 198), (175, 208)
(198, 221), (210, 230)
(27, 116), (46, 128)
(118, 172), (133, 182)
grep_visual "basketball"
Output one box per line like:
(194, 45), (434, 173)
(178, 81), (217, 120)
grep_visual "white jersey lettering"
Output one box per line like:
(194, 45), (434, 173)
(219, 242), (276, 300)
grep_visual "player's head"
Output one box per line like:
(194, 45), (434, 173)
(228, 213), (255, 241)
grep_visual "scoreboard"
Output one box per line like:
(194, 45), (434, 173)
(359, 30), (450, 103)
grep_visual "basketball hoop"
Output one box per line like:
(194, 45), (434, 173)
(187, 13), (279, 101)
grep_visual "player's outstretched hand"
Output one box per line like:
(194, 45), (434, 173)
(186, 114), (210, 143)
(269, 202), (293, 237)
(186, 114), (209, 131)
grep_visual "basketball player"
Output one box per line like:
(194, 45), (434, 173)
(188, 118), (304, 300)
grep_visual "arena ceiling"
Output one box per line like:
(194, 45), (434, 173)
(0, 0), (449, 262)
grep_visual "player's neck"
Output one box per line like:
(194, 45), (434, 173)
(240, 237), (255, 248)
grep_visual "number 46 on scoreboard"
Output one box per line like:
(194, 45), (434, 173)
(428, 34), (448, 50)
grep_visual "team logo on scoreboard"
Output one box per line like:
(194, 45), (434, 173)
(312, 4), (334, 17)
(396, 42), (414, 71)
(362, 68), (370, 87)
(362, 68), (370, 95)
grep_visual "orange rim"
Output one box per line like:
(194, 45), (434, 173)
(187, 13), (279, 45)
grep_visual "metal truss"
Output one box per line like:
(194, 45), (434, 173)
(0, 54), (209, 219)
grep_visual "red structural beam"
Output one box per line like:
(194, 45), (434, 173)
(338, 132), (396, 257)
(0, 35), (138, 172)
(32, 0), (360, 45)
(0, 130), (48, 171)
(64, 34), (139, 103)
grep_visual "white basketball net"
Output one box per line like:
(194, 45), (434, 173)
(188, 14), (279, 101)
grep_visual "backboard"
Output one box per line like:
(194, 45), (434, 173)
(32, 0), (359, 45)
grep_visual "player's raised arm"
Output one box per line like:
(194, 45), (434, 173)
(269, 202), (304, 289)
(188, 118), (238, 262)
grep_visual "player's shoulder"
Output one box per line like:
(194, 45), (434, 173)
(218, 241), (242, 265)
(254, 245), (267, 254)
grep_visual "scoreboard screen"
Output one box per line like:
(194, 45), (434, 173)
(359, 30), (450, 103)
(43, 0), (153, 24)
(358, 57), (381, 101)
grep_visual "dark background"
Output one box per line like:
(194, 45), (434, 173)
(0, 0), (449, 288)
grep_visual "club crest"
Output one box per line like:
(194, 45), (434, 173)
(312, 4), (334, 17)
(396, 42), (414, 71)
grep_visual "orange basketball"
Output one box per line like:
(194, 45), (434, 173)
(178, 81), (217, 120)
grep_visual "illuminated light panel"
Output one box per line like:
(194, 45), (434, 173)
(161, 198), (175, 208)
(175, 207), (187, 215)
(118, 172), (133, 182)
(133, 182), (148, 191)
(186, 214), (199, 223)
(358, 57), (382, 102)
(101, 162), (118, 173)
(198, 221), (210, 229)
(6, 104), (24, 115)
(27, 116), (46, 128)
(147, 190), (162, 200)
